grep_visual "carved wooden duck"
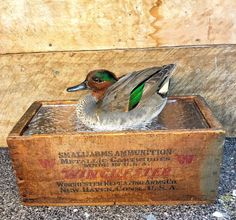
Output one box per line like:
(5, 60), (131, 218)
(67, 64), (176, 130)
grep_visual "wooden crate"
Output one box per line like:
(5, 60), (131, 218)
(7, 96), (225, 206)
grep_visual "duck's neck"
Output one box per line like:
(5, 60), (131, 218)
(90, 80), (116, 101)
(92, 88), (108, 101)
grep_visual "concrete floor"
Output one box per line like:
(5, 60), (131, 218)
(0, 138), (235, 220)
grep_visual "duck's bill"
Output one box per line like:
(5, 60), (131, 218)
(66, 81), (89, 92)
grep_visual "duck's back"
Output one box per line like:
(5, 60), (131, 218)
(99, 65), (175, 112)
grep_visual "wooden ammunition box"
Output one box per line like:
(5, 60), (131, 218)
(7, 96), (225, 206)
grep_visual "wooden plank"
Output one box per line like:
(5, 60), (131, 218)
(0, 0), (236, 54)
(9, 101), (42, 136)
(0, 45), (235, 146)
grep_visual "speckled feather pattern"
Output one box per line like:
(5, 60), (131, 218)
(76, 94), (167, 130)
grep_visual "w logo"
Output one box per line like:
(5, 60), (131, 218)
(39, 159), (56, 169)
(176, 155), (195, 165)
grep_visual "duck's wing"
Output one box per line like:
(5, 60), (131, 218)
(136, 64), (175, 108)
(100, 64), (175, 112)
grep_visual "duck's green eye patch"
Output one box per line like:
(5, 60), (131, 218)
(92, 76), (103, 82)
(95, 70), (116, 82)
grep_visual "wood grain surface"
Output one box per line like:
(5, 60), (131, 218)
(0, 0), (236, 54)
(1, 45), (236, 146)
(7, 97), (225, 205)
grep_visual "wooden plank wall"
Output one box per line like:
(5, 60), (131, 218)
(0, 0), (236, 146)
(0, 0), (236, 53)
(1, 45), (236, 146)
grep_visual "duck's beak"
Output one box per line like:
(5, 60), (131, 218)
(66, 81), (89, 92)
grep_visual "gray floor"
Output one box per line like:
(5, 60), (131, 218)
(0, 138), (235, 220)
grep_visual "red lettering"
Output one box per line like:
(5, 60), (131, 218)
(78, 170), (86, 178)
(151, 168), (161, 177)
(122, 168), (133, 179)
(176, 155), (195, 165)
(61, 169), (81, 179)
(162, 167), (171, 176)
(39, 159), (55, 169)
(61, 167), (173, 180)
(143, 168), (151, 176)
(87, 169), (98, 179)
(111, 169), (123, 179)
(133, 168), (143, 178)
(99, 169), (112, 179)
(149, 167), (171, 178)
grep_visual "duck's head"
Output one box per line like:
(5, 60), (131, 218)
(67, 69), (118, 100)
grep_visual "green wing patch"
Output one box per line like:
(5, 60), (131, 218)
(128, 82), (145, 110)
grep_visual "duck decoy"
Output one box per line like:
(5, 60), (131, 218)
(67, 64), (176, 130)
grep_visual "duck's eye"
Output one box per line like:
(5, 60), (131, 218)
(92, 76), (103, 83)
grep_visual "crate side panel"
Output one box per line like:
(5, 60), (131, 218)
(200, 133), (225, 200)
(8, 132), (224, 205)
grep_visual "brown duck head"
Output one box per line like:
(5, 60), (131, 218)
(67, 69), (118, 100)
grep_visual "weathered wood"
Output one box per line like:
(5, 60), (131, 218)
(0, 45), (235, 146)
(0, 0), (236, 54)
(7, 96), (225, 206)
